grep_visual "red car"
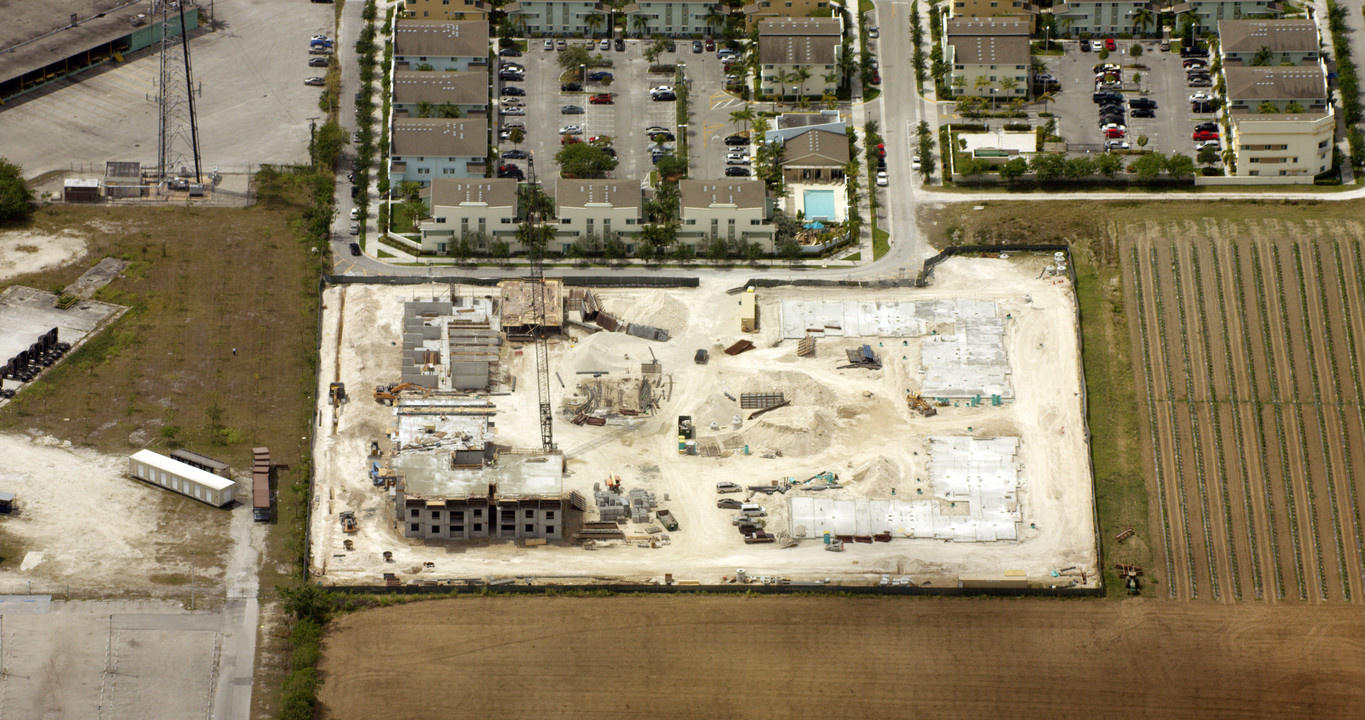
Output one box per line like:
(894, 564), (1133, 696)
(1105, 37), (1116, 51)
(589, 93), (614, 104)
(705, 39), (715, 51)
(1105, 127), (1126, 139)
(1193, 130), (1219, 141)
(876, 143), (886, 158)
(871, 73), (881, 84)
(561, 136), (582, 145)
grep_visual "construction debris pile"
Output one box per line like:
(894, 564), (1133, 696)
(563, 373), (664, 425)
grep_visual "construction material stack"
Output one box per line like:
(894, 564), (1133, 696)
(252, 447), (271, 521)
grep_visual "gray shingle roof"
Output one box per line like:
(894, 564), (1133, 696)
(394, 20), (489, 57)
(391, 118), (488, 157)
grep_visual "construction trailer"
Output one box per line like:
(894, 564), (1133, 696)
(169, 448), (232, 478)
(738, 291), (757, 332)
(128, 450), (236, 508)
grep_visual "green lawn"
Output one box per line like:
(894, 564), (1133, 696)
(390, 202), (419, 233)
(845, 251), (862, 261)
(872, 227), (889, 260)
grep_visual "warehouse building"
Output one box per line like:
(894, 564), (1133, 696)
(2, 0), (200, 103)
(128, 449), (236, 507)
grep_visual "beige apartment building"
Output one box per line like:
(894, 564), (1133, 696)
(402, 0), (491, 20)
(678, 180), (776, 252)
(391, 71), (489, 119)
(943, 17), (1030, 100)
(743, 0), (836, 31)
(418, 178), (519, 254)
(553, 179), (644, 253)
(758, 17), (844, 98)
(1229, 111), (1334, 178)
(947, 0), (1036, 32)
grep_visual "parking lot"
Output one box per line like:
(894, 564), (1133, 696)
(685, 47), (752, 180)
(495, 40), (687, 193)
(2, 0), (335, 178)
(1042, 41), (1219, 158)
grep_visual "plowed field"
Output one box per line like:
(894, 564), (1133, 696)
(1125, 223), (1365, 602)
(316, 596), (1365, 719)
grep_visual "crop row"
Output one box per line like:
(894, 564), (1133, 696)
(1336, 241), (1365, 584)
(1150, 246), (1200, 596)
(1170, 245), (1223, 599)
(1131, 246), (1180, 598)
(1293, 243), (1349, 600)
(1273, 244), (1328, 600)
(1228, 244), (1282, 599)
(1249, 244), (1307, 599)
(1189, 244), (1243, 599)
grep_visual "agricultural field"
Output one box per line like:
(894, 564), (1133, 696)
(1125, 223), (1365, 602)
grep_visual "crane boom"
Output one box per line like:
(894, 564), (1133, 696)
(529, 213), (554, 451)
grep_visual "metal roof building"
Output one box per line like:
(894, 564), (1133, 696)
(128, 449), (236, 508)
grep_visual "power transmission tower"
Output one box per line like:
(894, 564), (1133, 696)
(156, 0), (203, 186)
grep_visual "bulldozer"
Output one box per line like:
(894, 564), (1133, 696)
(339, 510), (358, 533)
(373, 382), (428, 405)
(907, 392), (937, 418)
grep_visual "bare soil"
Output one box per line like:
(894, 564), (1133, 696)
(316, 595), (1365, 720)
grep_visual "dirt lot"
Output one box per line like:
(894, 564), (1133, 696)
(316, 595), (1365, 720)
(310, 255), (1096, 588)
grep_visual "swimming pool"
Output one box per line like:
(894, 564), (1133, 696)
(803, 189), (837, 221)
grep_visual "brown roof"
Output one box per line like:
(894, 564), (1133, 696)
(944, 17), (1030, 36)
(1217, 19), (1318, 55)
(1224, 66), (1326, 101)
(394, 20), (489, 58)
(781, 128), (849, 167)
(426, 178), (517, 208)
(679, 180), (766, 210)
(758, 19), (843, 65)
(555, 179), (643, 210)
(392, 71), (488, 106)
(391, 118), (488, 157)
(949, 34), (1030, 65)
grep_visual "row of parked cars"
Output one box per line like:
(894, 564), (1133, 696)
(716, 482), (775, 543)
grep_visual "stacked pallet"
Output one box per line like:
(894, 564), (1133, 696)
(252, 447), (271, 521)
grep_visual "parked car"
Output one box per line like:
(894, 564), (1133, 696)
(717, 481), (743, 493)
(499, 47), (522, 57)
(561, 105), (584, 114)
(500, 86), (526, 96)
(651, 91), (676, 101)
(1093, 91), (1122, 103)
(911, 156), (922, 171)
(724, 134), (749, 145)
(588, 71), (613, 82)
(1195, 140), (1221, 151)
(875, 143), (886, 158)
(499, 71), (524, 81)
(589, 93), (614, 104)
(725, 166), (752, 176)
(1129, 97), (1157, 109)
(557, 39), (567, 50)
(1080, 39), (1092, 52)
(717, 498), (742, 509)
(346, 241), (361, 256)
(692, 40), (703, 53)
(1192, 100), (1217, 113)
(502, 149), (529, 159)
(1131, 107), (1156, 118)
(1193, 130), (1219, 141)
(666, 40), (677, 52)
(1106, 140), (1131, 150)
(1189, 78), (1212, 87)
(348, 222), (360, 235)
(1093, 63), (1120, 74)
(705, 39), (716, 51)
(1098, 114), (1125, 127)
(559, 125), (583, 135)
(744, 532), (776, 544)
(1104, 37), (1116, 51)
(309, 57), (330, 67)
(561, 82), (583, 92)
(601, 147), (617, 157)
(1180, 44), (1209, 58)
(1189, 91), (1213, 103)
(599, 38), (610, 50)
(615, 38), (625, 51)
(875, 171), (888, 186)
(502, 106), (526, 116)
(870, 73), (881, 84)
(868, 26), (879, 38)
(349, 207), (359, 220)
(1105, 127), (1127, 139)
(878, 156), (887, 170)
(1194, 122), (1219, 132)
(562, 136), (583, 145)
(543, 39), (554, 50)
(1183, 59), (1207, 69)
(725, 155), (750, 165)
(309, 46), (332, 55)
(304, 76), (325, 86)
(502, 97), (524, 107)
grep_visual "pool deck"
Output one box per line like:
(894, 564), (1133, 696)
(784, 183), (848, 223)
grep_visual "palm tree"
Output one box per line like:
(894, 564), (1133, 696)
(703, 5), (726, 37)
(585, 11), (607, 38)
(822, 70), (840, 92)
(797, 96), (811, 111)
(792, 65), (812, 98)
(821, 92), (837, 110)
(417, 99), (435, 118)
(629, 14), (649, 38)
(751, 115), (770, 141)
(729, 106), (756, 134)
(1132, 8), (1154, 37)
(1000, 77), (1019, 101)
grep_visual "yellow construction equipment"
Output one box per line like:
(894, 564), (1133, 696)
(329, 382), (347, 407)
(907, 392), (937, 417)
(373, 382), (428, 405)
(340, 510), (358, 533)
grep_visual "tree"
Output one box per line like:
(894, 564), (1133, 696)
(1132, 8), (1154, 36)
(572, 231), (602, 258)
(1000, 76), (1019, 101)
(729, 106), (756, 134)
(998, 157), (1029, 181)
(2, 160), (38, 222)
(490, 240), (511, 260)
(779, 238), (803, 261)
(557, 45), (592, 72)
(555, 143), (617, 178)
(958, 158), (994, 177)
(416, 99), (435, 118)
(436, 103), (463, 118)
(585, 12), (607, 38)
(1132, 151), (1166, 180)
(1063, 156), (1095, 179)
(1286, 101), (1306, 113)
(1251, 45), (1274, 66)
(821, 92), (838, 109)
(1029, 152), (1067, 181)
(671, 241), (695, 262)
(399, 180), (423, 202)
(1164, 153), (1196, 179)
(654, 154), (688, 180)
(1197, 146), (1219, 167)
(1258, 101), (1279, 114)
(1129, 43), (1143, 58)
(703, 5), (726, 35)
(792, 65), (812, 96)
(603, 233), (626, 260)
(1094, 152), (1124, 177)
(643, 38), (667, 64)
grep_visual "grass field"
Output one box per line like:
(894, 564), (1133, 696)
(920, 199), (1365, 598)
(316, 595), (1365, 719)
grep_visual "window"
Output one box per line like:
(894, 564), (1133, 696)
(474, 509), (483, 517)
(410, 523), (420, 532)
(525, 509), (535, 518)
(502, 524), (515, 532)
(431, 525), (440, 533)
(435, 217), (446, 223)
(453, 511), (464, 520)
(473, 523), (483, 531)
(431, 510), (441, 519)
(525, 524), (535, 532)
(454, 525), (464, 533)
(545, 526), (555, 534)
(546, 511), (555, 520)
(410, 508), (419, 518)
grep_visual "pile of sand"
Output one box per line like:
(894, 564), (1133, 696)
(737, 405), (836, 457)
(849, 456), (904, 494)
(0, 229), (87, 281)
(600, 291), (689, 334)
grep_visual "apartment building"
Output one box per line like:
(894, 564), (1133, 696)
(418, 178), (519, 253)
(1053, 0), (1153, 37)
(947, 0), (1036, 33)
(1218, 19), (1319, 66)
(742, 0), (835, 31)
(625, 0), (720, 38)
(402, 0), (491, 20)
(391, 71), (489, 119)
(943, 17), (1030, 100)
(393, 19), (490, 72)
(1223, 65), (1327, 114)
(780, 127), (849, 183)
(504, 0), (608, 36)
(758, 17), (844, 98)
(1228, 111), (1334, 178)
(678, 180), (777, 252)
(389, 118), (489, 187)
(554, 179), (643, 253)
(1169, 0), (1279, 28)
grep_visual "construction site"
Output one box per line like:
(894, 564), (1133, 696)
(309, 255), (1097, 589)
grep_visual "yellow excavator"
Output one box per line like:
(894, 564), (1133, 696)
(907, 392), (937, 417)
(373, 382), (429, 405)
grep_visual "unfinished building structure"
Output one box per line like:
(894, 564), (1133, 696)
(498, 279), (563, 335)
(401, 296), (502, 391)
(395, 451), (574, 541)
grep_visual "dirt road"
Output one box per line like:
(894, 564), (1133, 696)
(317, 595), (1365, 720)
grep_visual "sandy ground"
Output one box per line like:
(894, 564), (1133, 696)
(316, 596), (1365, 720)
(0, 432), (236, 597)
(309, 256), (1095, 587)
(0, 230), (88, 282)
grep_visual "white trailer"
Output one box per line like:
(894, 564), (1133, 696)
(128, 449), (236, 508)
